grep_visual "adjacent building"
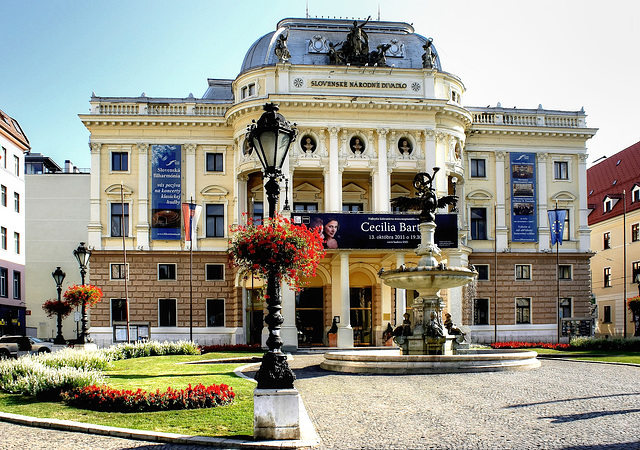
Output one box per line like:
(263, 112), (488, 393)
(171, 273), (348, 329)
(24, 153), (90, 339)
(0, 108), (29, 336)
(79, 17), (596, 347)
(588, 141), (640, 338)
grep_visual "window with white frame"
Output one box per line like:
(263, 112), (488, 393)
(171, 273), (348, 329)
(13, 155), (19, 177)
(111, 152), (129, 171)
(603, 197), (613, 213)
(515, 264), (531, 280)
(205, 204), (225, 237)
(1, 227), (6, 250)
(158, 299), (177, 326)
(158, 263), (176, 280)
(205, 153), (224, 172)
(205, 264), (225, 281)
(110, 263), (129, 280)
(475, 264), (489, 281)
(473, 298), (489, 325)
(0, 268), (7, 297)
(111, 299), (127, 324)
(13, 232), (19, 254)
(470, 159), (486, 178)
(559, 298), (572, 318)
(554, 161), (569, 180)
(110, 203), (129, 237)
(12, 271), (20, 299)
(558, 265), (572, 280)
(632, 185), (640, 203)
(516, 297), (531, 324)
(603, 232), (611, 250)
(1, 185), (6, 207)
(470, 208), (487, 240)
(603, 305), (612, 323)
(206, 299), (225, 327)
(632, 223), (639, 242)
(13, 192), (19, 213)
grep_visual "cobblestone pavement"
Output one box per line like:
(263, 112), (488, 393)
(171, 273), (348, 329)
(289, 355), (640, 449)
(1, 355), (639, 449)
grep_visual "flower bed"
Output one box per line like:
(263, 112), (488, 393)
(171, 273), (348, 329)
(103, 340), (200, 361)
(62, 383), (235, 412)
(200, 343), (262, 354)
(490, 341), (570, 350)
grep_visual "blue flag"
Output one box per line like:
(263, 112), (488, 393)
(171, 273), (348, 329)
(548, 209), (566, 246)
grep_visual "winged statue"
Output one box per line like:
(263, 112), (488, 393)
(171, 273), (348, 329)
(391, 168), (458, 223)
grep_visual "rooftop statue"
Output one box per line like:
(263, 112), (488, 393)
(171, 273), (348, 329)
(422, 38), (436, 69)
(274, 30), (291, 63)
(390, 168), (458, 223)
(328, 17), (392, 67)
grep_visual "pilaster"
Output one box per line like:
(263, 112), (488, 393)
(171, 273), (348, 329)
(88, 142), (103, 249)
(136, 143), (150, 250)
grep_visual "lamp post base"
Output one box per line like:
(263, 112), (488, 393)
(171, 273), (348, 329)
(254, 388), (301, 440)
(254, 352), (296, 390)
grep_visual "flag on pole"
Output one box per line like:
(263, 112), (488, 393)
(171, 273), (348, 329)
(182, 203), (202, 243)
(548, 209), (566, 246)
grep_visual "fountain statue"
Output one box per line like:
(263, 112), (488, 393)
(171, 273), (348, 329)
(381, 168), (475, 355)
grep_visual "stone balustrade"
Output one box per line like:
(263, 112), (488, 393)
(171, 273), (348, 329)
(470, 107), (585, 128)
(91, 100), (230, 116)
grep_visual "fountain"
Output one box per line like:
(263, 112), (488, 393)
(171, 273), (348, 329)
(321, 169), (540, 374)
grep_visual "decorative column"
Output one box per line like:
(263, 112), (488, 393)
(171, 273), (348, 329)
(335, 252), (353, 348)
(236, 174), (249, 224)
(424, 130), (436, 173)
(577, 154), (590, 252)
(88, 142), (102, 249)
(326, 127), (342, 211)
(495, 151), (508, 250)
(136, 143), (150, 250)
(537, 153), (550, 251)
(376, 129), (390, 211)
(394, 253), (406, 327)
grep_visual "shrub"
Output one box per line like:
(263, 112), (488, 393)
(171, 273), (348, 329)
(34, 348), (111, 371)
(490, 341), (571, 350)
(569, 337), (640, 351)
(103, 340), (200, 361)
(200, 343), (262, 354)
(62, 383), (235, 412)
(0, 357), (104, 401)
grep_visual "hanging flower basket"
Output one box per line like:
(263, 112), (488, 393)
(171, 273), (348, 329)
(628, 296), (640, 315)
(228, 215), (325, 288)
(42, 299), (74, 318)
(63, 284), (104, 308)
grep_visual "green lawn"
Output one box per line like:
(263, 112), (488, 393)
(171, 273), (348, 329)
(0, 352), (262, 437)
(535, 348), (640, 365)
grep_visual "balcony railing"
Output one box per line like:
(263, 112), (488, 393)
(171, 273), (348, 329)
(470, 108), (585, 128)
(91, 100), (230, 117)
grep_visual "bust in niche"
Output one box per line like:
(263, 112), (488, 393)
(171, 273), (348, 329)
(301, 136), (316, 153)
(398, 138), (412, 156)
(350, 136), (365, 155)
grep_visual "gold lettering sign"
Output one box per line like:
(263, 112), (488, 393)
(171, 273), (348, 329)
(309, 80), (408, 89)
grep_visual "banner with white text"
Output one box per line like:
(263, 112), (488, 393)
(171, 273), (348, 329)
(151, 144), (182, 240)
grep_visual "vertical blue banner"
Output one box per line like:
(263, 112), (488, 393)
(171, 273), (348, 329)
(151, 144), (182, 240)
(510, 152), (537, 242)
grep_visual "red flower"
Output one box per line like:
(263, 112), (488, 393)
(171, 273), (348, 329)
(63, 284), (104, 307)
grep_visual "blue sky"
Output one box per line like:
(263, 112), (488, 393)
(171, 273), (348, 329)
(2, 0), (638, 169)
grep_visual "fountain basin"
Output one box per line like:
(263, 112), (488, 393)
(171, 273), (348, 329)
(320, 349), (541, 374)
(380, 266), (476, 297)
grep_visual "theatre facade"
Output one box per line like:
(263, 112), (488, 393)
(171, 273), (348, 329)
(80, 17), (596, 347)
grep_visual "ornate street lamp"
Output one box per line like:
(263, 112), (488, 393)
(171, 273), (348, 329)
(245, 103), (298, 389)
(51, 267), (66, 345)
(73, 242), (92, 344)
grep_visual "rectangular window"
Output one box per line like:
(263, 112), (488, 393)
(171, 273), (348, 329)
(515, 264), (531, 280)
(110, 263), (128, 280)
(14, 192), (19, 213)
(603, 232), (611, 250)
(632, 223), (639, 242)
(632, 261), (640, 285)
(111, 152), (129, 171)
(206, 153), (224, 172)
(110, 203), (129, 237)
(604, 267), (611, 287)
(470, 208), (487, 240)
(1, 147), (5, 168)
(603, 305), (612, 323)
(473, 298), (489, 325)
(1, 227), (6, 250)
(14, 232), (19, 254)
(0, 268), (7, 297)
(205, 204), (225, 237)
(470, 159), (486, 178)
(12, 271), (20, 300)
(554, 161), (568, 180)
(342, 203), (363, 212)
(158, 299), (177, 327)
(206, 264), (225, 281)
(293, 202), (318, 211)
(558, 265), (572, 280)
(516, 297), (531, 324)
(158, 263), (177, 280)
(603, 198), (613, 213)
(475, 264), (489, 281)
(14, 155), (19, 177)
(111, 299), (127, 324)
(206, 299), (225, 327)
(559, 298), (572, 319)
(248, 83), (256, 96)
(632, 187), (640, 203)
(1, 185), (6, 206)
(561, 209), (570, 242)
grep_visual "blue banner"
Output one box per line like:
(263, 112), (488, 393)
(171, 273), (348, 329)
(510, 153), (537, 242)
(151, 144), (182, 240)
(291, 212), (458, 250)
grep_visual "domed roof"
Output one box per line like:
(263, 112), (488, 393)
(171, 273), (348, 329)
(239, 17), (442, 75)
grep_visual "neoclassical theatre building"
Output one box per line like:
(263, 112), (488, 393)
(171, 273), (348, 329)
(80, 17), (596, 348)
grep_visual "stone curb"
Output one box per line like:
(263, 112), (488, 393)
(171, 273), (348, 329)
(536, 355), (640, 368)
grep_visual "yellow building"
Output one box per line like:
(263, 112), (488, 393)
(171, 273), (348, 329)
(588, 141), (640, 338)
(80, 18), (596, 347)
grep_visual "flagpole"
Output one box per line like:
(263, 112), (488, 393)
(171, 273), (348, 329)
(494, 202), (498, 343)
(121, 182), (131, 343)
(623, 190), (627, 338)
(189, 196), (194, 343)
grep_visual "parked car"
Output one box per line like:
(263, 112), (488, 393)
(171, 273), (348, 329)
(0, 335), (52, 358)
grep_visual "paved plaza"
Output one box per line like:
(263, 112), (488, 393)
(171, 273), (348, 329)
(0, 355), (638, 449)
